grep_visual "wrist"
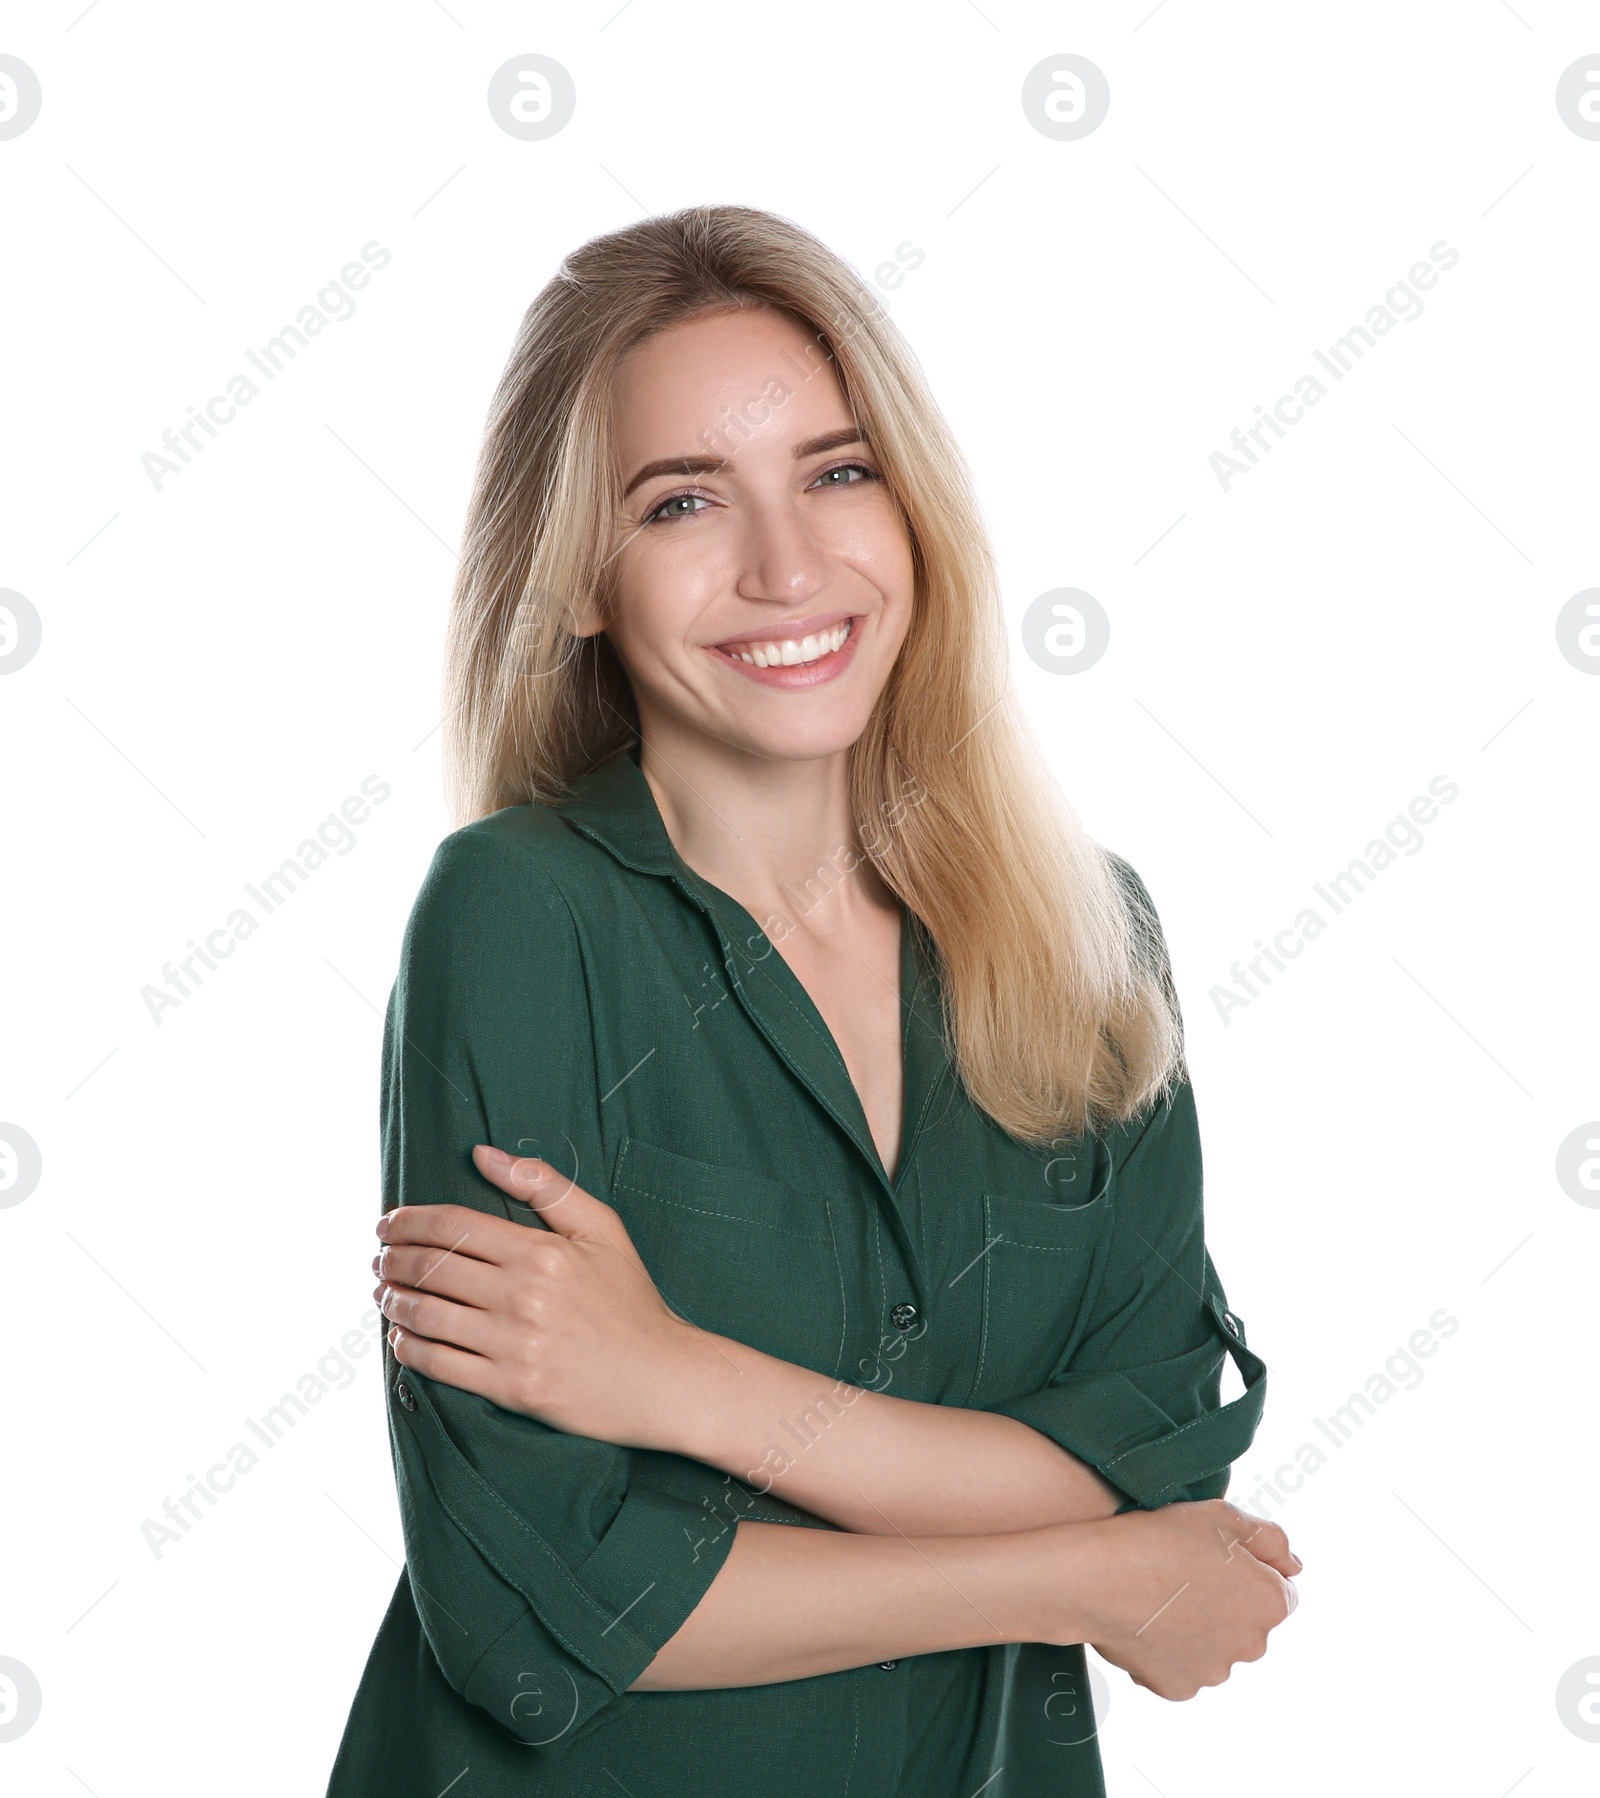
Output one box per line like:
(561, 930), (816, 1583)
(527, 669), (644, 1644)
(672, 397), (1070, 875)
(641, 1317), (791, 1465)
(630, 1315), (736, 1457)
(1019, 1517), (1121, 1647)
(660, 1326), (834, 1483)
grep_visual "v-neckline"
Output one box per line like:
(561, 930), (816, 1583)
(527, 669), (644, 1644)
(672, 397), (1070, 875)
(676, 863), (947, 1202)
(679, 868), (917, 1185)
(554, 745), (952, 1205)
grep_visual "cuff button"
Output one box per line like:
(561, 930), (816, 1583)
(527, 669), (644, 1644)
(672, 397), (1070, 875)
(396, 1379), (417, 1411)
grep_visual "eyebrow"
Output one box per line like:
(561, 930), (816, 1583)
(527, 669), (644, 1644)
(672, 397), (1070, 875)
(620, 427), (868, 499)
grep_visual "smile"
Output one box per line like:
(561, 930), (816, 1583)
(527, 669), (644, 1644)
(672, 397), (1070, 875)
(720, 620), (851, 668)
(708, 616), (862, 689)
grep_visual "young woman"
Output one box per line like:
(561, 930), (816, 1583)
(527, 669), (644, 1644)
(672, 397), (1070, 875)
(326, 204), (1298, 1797)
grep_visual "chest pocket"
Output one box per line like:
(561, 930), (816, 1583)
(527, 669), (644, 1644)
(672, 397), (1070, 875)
(609, 1135), (848, 1381)
(971, 1161), (1113, 1404)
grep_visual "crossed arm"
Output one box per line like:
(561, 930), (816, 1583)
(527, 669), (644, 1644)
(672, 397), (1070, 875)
(374, 1145), (1299, 1698)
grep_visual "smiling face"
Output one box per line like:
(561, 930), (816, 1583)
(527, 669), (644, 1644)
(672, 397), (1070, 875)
(590, 305), (916, 766)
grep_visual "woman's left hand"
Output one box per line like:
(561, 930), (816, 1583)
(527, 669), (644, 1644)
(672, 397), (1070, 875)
(373, 1145), (704, 1451)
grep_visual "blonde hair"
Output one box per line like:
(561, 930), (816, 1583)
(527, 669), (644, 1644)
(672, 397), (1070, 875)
(443, 203), (1183, 1145)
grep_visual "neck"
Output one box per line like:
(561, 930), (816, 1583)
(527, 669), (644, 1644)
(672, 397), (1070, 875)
(637, 722), (894, 939)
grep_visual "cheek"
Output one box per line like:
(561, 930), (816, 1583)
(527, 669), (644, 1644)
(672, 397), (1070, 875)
(607, 553), (712, 662)
(869, 537), (917, 644)
(826, 510), (914, 603)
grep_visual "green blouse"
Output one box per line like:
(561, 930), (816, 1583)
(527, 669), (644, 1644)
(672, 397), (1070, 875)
(326, 743), (1266, 1797)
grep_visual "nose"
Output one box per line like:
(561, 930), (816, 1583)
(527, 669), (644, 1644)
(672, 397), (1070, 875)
(732, 489), (830, 611)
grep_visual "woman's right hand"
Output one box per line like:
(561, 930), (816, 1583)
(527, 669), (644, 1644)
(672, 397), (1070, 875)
(1044, 1499), (1300, 1700)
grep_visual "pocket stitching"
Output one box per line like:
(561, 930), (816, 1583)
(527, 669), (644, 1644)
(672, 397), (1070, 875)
(612, 1135), (834, 1244)
(984, 1189), (1111, 1252)
(973, 1190), (1109, 1400)
(613, 1176), (825, 1243)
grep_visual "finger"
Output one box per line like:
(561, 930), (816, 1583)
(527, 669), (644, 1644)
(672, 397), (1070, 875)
(472, 1145), (595, 1223)
(376, 1203), (518, 1264)
(1230, 1513), (1302, 1578)
(473, 1146), (640, 1255)
(373, 1242), (499, 1306)
(378, 1283), (496, 1354)
(388, 1325), (509, 1407)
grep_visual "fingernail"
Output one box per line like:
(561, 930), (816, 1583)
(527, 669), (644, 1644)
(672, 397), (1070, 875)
(1291, 1553), (1304, 1572)
(477, 1145), (514, 1165)
(375, 1214), (391, 1239)
(371, 1254), (381, 1276)
(388, 1325), (400, 1347)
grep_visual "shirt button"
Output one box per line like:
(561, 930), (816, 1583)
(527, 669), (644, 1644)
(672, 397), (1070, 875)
(889, 1302), (918, 1330)
(396, 1379), (417, 1412)
(1223, 1312), (1241, 1338)
(878, 1660), (899, 1671)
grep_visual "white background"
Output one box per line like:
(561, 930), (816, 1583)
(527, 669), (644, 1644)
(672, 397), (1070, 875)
(2, 2), (1597, 1792)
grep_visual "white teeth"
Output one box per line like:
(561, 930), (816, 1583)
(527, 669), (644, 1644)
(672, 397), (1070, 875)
(726, 621), (851, 668)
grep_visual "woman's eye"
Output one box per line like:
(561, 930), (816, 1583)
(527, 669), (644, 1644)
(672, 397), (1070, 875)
(645, 491), (710, 524)
(812, 460), (880, 490)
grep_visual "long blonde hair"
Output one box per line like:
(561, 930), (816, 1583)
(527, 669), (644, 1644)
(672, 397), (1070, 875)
(443, 204), (1182, 1145)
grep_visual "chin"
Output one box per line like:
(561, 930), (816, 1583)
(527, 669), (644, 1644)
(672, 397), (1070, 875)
(722, 707), (875, 765)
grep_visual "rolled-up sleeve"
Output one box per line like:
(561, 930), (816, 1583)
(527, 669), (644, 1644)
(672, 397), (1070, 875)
(378, 826), (737, 1754)
(981, 855), (1267, 1510)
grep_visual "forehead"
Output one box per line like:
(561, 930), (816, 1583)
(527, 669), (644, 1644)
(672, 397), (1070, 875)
(609, 306), (851, 453)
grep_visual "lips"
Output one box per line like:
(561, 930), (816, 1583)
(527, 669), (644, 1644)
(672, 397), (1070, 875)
(707, 614), (864, 690)
(711, 609), (858, 650)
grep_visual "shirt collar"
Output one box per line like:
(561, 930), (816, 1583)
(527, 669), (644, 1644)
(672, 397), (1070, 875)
(553, 743), (682, 879)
